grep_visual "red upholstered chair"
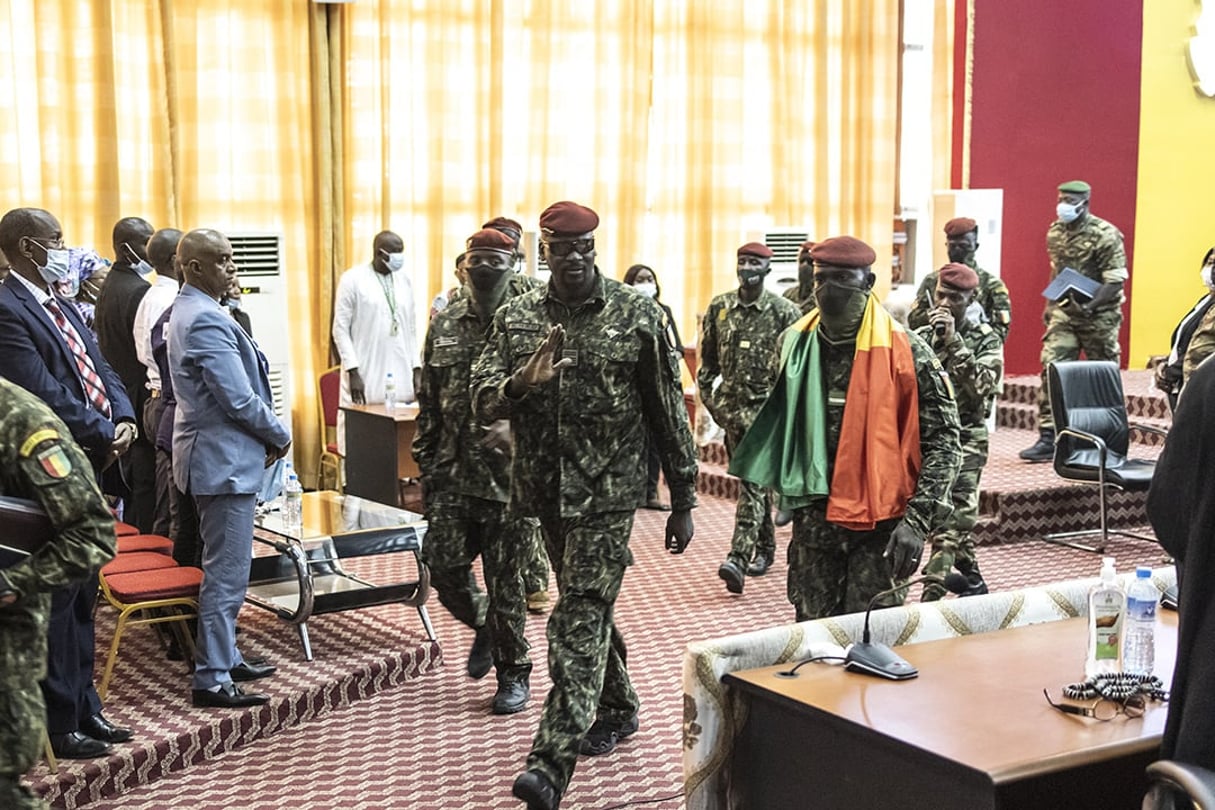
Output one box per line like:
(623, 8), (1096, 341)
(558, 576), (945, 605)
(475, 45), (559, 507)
(318, 365), (343, 491)
(116, 533), (174, 555)
(114, 520), (139, 536)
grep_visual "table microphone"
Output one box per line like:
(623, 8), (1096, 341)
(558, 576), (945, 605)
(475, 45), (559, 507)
(844, 572), (970, 681)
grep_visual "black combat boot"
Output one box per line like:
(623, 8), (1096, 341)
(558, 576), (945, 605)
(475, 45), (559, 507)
(1018, 428), (1055, 462)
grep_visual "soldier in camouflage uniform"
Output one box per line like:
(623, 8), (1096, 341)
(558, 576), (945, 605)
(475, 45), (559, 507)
(781, 240), (817, 314)
(413, 228), (537, 715)
(913, 264), (1002, 600)
(908, 217), (1012, 343)
(780, 237), (960, 621)
(0, 379), (116, 809)
(699, 242), (801, 591)
(1021, 181), (1128, 461)
(471, 202), (697, 810)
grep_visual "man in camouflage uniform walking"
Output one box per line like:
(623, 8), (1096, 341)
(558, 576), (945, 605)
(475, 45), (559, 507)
(471, 202), (697, 810)
(413, 228), (537, 715)
(699, 242), (801, 592)
(1021, 180), (1128, 461)
(781, 240), (817, 314)
(908, 217), (1012, 343)
(913, 264), (1002, 600)
(0, 379), (116, 809)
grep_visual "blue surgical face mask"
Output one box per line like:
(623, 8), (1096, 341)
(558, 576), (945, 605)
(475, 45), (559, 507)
(27, 239), (72, 285)
(633, 282), (658, 299)
(133, 258), (158, 285)
(386, 252), (405, 272)
(1056, 201), (1083, 224)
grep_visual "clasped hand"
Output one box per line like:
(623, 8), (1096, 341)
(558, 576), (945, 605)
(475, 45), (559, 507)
(108, 421), (137, 459)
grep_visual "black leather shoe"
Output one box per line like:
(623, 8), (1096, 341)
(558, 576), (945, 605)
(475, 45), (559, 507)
(718, 560), (745, 594)
(492, 678), (531, 715)
(747, 550), (774, 577)
(80, 713), (133, 744)
(513, 770), (561, 810)
(1018, 430), (1055, 462)
(230, 661), (277, 682)
(192, 682), (270, 708)
(49, 731), (112, 759)
(467, 626), (492, 680)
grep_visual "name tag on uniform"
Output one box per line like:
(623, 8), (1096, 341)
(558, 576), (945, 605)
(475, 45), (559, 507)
(510, 323), (545, 333)
(561, 348), (579, 366)
(739, 339), (752, 349)
(434, 337), (459, 348)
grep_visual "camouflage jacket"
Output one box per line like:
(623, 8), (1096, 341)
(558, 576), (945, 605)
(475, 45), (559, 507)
(814, 328), (961, 537)
(698, 289), (802, 432)
(782, 284), (816, 314)
(914, 321), (1003, 432)
(907, 259), (1012, 342)
(1045, 213), (1128, 313)
(0, 378), (116, 685)
(470, 273), (697, 517)
(414, 289), (532, 503)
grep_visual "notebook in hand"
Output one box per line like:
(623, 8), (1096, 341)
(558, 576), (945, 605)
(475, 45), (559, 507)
(0, 495), (54, 569)
(1042, 267), (1101, 303)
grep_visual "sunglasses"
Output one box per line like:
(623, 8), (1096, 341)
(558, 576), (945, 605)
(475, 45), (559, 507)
(544, 238), (594, 257)
(1042, 689), (1146, 721)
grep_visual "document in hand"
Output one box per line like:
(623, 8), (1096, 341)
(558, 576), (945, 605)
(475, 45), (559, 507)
(0, 495), (54, 569)
(1042, 267), (1101, 303)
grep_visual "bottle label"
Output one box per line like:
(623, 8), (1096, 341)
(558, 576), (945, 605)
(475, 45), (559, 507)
(1093, 595), (1123, 661)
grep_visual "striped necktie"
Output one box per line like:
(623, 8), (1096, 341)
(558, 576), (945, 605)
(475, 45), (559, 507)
(44, 297), (112, 419)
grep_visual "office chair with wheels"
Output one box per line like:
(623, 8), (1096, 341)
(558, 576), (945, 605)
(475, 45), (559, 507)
(1144, 761), (1215, 809)
(318, 365), (343, 491)
(1044, 360), (1165, 553)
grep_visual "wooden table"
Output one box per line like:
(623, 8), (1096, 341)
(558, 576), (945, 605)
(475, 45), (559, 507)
(723, 612), (1177, 809)
(340, 402), (420, 506)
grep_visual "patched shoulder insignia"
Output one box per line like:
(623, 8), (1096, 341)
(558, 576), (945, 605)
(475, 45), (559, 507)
(938, 369), (956, 399)
(36, 444), (72, 479)
(718, 307), (727, 321)
(20, 428), (60, 458)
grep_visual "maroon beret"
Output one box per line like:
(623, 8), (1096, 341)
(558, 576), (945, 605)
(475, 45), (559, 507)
(798, 240), (817, 257)
(482, 216), (523, 237)
(738, 241), (773, 259)
(943, 217), (978, 237)
(810, 236), (877, 268)
(937, 262), (979, 291)
(465, 228), (516, 254)
(538, 201), (599, 236)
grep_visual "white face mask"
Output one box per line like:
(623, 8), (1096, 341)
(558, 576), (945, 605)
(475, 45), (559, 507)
(1056, 201), (1083, 223)
(633, 282), (658, 299)
(1202, 263), (1215, 291)
(386, 252), (405, 272)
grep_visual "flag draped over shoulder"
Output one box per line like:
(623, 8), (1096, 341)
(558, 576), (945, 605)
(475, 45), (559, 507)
(728, 293), (921, 530)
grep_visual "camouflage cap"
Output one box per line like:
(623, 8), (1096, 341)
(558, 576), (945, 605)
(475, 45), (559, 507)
(1057, 180), (1091, 194)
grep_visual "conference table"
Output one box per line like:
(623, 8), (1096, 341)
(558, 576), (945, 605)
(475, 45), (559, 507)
(340, 402), (420, 506)
(723, 611), (1177, 809)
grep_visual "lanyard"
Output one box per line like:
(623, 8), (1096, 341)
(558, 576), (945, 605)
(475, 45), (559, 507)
(376, 270), (400, 336)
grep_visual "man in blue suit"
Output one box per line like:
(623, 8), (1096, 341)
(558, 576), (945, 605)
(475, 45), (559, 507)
(169, 228), (291, 708)
(0, 207), (138, 759)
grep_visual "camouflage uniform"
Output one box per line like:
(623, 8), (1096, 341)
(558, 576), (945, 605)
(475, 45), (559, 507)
(1037, 214), (1127, 430)
(1183, 305), (1215, 385)
(908, 257), (1012, 343)
(698, 289), (801, 569)
(470, 272), (697, 796)
(787, 330), (961, 621)
(0, 379), (115, 809)
(782, 284), (816, 314)
(914, 321), (1003, 600)
(413, 293), (534, 687)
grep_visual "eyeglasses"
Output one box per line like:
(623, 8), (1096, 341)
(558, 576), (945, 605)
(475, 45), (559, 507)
(25, 236), (65, 251)
(1042, 689), (1146, 721)
(544, 238), (594, 257)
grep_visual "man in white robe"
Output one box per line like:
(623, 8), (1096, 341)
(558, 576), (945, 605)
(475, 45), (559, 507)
(332, 230), (420, 455)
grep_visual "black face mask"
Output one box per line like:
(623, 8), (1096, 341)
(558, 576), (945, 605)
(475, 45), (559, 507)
(947, 245), (975, 265)
(467, 265), (508, 292)
(814, 281), (869, 335)
(737, 270), (767, 288)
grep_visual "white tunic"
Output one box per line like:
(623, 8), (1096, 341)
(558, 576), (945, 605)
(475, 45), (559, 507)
(331, 261), (420, 454)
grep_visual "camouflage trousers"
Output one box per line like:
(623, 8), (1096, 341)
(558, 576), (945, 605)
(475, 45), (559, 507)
(724, 427), (774, 566)
(788, 506), (904, 622)
(0, 686), (46, 810)
(922, 437), (989, 601)
(1037, 306), (1122, 428)
(528, 509), (639, 795)
(522, 528), (550, 596)
(421, 493), (532, 678)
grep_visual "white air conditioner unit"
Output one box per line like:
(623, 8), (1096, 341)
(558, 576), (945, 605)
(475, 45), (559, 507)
(745, 228), (809, 296)
(227, 232), (294, 463)
(521, 230), (550, 284)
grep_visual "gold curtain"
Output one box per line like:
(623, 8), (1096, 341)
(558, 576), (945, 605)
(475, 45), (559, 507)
(932, 0), (956, 192)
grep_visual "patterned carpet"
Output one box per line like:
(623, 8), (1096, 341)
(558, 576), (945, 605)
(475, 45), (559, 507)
(29, 369), (1171, 809)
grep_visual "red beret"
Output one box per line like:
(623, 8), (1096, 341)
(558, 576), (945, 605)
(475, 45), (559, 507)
(937, 262), (979, 291)
(482, 216), (523, 237)
(810, 236), (877, 268)
(465, 228), (516, 253)
(943, 217), (978, 237)
(538, 201), (599, 236)
(737, 241), (773, 259)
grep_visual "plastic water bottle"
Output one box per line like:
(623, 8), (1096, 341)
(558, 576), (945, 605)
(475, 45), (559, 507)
(1123, 566), (1157, 676)
(384, 371), (397, 410)
(282, 472), (303, 535)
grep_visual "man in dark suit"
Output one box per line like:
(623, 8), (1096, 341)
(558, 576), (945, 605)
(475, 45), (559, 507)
(0, 207), (137, 759)
(169, 228), (290, 708)
(94, 216), (156, 531)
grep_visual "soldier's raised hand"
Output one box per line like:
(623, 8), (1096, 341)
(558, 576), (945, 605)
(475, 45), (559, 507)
(509, 325), (575, 396)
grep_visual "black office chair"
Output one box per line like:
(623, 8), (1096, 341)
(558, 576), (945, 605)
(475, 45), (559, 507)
(1144, 761), (1215, 809)
(1044, 360), (1166, 553)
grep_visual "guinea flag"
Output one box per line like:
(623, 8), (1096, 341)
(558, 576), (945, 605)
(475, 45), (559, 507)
(728, 293), (920, 531)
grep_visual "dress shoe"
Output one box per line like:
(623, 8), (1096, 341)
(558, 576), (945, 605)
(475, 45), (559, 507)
(80, 713), (133, 744)
(230, 661), (277, 682)
(747, 549), (774, 577)
(1018, 429), (1055, 462)
(49, 731), (112, 759)
(467, 626), (493, 680)
(512, 770), (561, 810)
(718, 559), (745, 594)
(580, 712), (639, 756)
(192, 682), (270, 708)
(492, 678), (531, 715)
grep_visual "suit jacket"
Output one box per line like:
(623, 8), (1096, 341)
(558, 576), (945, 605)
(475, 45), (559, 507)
(169, 284), (290, 495)
(0, 275), (135, 465)
(94, 263), (152, 405)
